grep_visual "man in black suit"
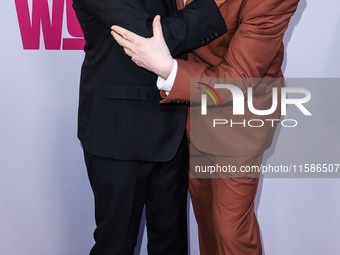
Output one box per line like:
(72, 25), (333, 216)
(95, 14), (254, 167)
(73, 0), (227, 254)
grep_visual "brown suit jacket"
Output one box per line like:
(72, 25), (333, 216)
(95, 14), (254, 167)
(160, 0), (300, 157)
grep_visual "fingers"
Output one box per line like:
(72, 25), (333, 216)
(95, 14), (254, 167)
(111, 25), (139, 42)
(111, 30), (134, 50)
(123, 47), (133, 58)
(152, 15), (163, 38)
(110, 30), (134, 58)
(120, 45), (143, 68)
(111, 36), (141, 67)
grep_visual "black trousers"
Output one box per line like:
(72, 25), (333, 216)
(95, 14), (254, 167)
(83, 136), (189, 255)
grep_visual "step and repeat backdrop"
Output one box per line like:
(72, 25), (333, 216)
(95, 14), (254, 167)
(1, 0), (340, 254)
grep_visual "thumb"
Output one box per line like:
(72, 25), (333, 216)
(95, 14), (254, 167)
(152, 15), (162, 38)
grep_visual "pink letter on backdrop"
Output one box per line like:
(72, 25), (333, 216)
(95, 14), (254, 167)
(62, 0), (85, 50)
(15, 0), (64, 50)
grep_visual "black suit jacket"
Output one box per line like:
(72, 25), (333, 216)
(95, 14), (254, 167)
(73, 0), (227, 162)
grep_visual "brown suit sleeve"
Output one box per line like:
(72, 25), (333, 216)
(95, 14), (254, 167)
(160, 0), (299, 104)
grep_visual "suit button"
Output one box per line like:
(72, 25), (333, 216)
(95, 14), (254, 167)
(210, 35), (214, 40)
(206, 37), (210, 42)
(214, 32), (219, 37)
(200, 39), (206, 44)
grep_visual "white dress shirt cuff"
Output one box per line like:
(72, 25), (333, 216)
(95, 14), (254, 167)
(156, 59), (177, 95)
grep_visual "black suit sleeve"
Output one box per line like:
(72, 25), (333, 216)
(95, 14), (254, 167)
(76, 0), (227, 57)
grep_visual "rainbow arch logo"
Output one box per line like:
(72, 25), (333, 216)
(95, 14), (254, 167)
(196, 82), (223, 106)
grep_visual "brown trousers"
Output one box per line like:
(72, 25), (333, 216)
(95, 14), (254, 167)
(190, 147), (263, 255)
